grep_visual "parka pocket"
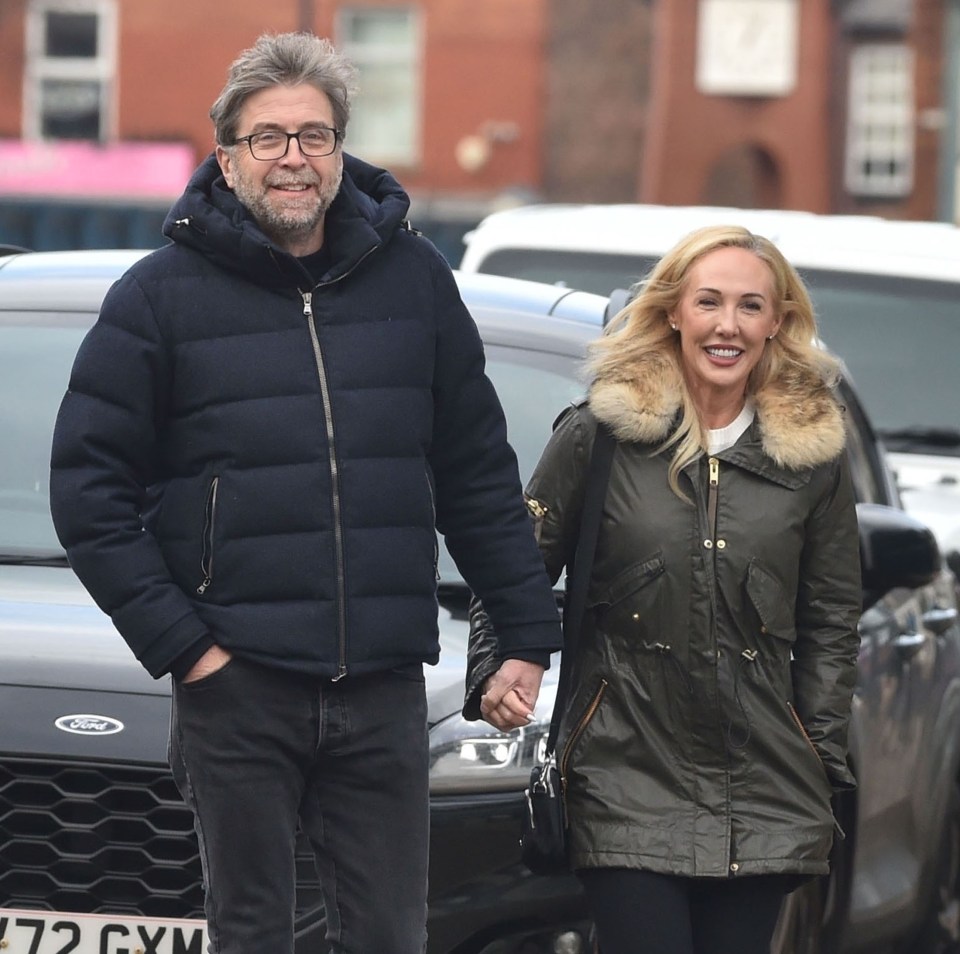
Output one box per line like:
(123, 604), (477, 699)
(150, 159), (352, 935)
(560, 679), (609, 782)
(590, 554), (665, 635)
(197, 476), (220, 595)
(745, 560), (796, 644)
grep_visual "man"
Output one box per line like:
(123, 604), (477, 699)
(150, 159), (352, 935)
(50, 32), (559, 954)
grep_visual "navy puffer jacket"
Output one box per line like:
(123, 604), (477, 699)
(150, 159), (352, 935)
(50, 153), (561, 679)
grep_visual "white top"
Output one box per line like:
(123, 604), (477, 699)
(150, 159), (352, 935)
(707, 401), (756, 454)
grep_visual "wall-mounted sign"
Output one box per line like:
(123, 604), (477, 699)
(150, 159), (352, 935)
(0, 140), (195, 199)
(696, 0), (800, 97)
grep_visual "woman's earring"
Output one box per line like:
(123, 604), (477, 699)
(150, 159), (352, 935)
(670, 322), (678, 330)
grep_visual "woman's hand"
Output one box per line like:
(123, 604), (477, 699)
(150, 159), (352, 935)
(480, 659), (545, 731)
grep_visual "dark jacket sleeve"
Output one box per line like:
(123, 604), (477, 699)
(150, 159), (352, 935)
(49, 271), (212, 678)
(426, 256), (562, 661)
(792, 453), (862, 790)
(463, 404), (591, 719)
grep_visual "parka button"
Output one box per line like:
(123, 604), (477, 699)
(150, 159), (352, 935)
(760, 625), (767, 634)
(703, 539), (713, 549)
(730, 863), (739, 873)
(716, 539), (726, 549)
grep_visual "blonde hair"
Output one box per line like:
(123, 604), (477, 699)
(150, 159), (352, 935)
(587, 224), (840, 497)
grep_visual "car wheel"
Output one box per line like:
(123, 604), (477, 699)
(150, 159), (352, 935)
(911, 782), (960, 954)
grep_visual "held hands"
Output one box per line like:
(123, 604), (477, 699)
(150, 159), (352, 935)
(480, 658), (545, 732)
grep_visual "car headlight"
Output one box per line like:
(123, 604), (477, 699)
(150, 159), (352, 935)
(428, 680), (557, 794)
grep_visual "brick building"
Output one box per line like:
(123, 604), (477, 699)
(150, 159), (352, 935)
(544, 0), (958, 221)
(0, 0), (955, 253)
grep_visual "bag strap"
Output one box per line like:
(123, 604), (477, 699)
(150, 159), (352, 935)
(545, 423), (615, 755)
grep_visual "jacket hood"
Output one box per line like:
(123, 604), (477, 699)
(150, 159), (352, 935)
(588, 348), (846, 471)
(161, 152), (411, 287)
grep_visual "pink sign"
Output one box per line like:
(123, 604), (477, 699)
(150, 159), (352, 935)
(0, 140), (197, 199)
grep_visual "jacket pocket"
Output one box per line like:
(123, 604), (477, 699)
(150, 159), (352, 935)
(590, 554), (665, 634)
(745, 560), (796, 643)
(786, 701), (844, 837)
(197, 476), (219, 595)
(560, 679), (609, 783)
(425, 465), (439, 581)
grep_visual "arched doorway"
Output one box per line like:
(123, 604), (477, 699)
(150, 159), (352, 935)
(703, 144), (782, 209)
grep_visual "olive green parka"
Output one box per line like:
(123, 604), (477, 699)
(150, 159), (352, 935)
(465, 348), (861, 879)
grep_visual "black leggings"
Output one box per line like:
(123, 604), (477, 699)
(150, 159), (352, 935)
(578, 868), (790, 954)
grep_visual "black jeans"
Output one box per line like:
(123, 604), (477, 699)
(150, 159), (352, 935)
(169, 657), (430, 954)
(578, 867), (789, 954)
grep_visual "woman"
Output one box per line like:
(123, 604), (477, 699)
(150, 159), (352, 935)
(465, 225), (862, 954)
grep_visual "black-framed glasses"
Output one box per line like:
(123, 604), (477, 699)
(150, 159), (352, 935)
(233, 126), (342, 160)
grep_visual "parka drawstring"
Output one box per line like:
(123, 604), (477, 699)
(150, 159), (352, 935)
(644, 641), (693, 693)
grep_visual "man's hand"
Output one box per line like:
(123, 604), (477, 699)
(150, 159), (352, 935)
(182, 645), (233, 684)
(480, 659), (545, 731)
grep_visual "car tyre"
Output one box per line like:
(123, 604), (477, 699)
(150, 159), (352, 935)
(911, 782), (960, 954)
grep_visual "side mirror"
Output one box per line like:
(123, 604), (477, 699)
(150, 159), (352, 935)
(604, 288), (632, 326)
(858, 502), (942, 608)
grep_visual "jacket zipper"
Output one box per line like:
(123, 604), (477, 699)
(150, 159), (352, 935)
(707, 456), (719, 543)
(295, 245), (379, 679)
(197, 477), (219, 594)
(787, 701), (823, 763)
(425, 465), (439, 581)
(560, 679), (609, 811)
(302, 290), (349, 680)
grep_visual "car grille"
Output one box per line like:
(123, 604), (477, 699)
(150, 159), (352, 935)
(0, 757), (323, 923)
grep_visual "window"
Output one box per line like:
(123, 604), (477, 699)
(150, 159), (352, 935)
(337, 7), (421, 166)
(845, 43), (914, 197)
(23, 0), (117, 141)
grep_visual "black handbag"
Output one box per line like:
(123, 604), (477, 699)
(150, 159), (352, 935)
(520, 424), (615, 874)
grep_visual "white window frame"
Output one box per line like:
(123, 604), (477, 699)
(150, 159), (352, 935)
(336, 7), (422, 166)
(845, 42), (915, 198)
(23, 0), (118, 142)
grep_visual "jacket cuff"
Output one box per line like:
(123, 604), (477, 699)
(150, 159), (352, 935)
(495, 620), (563, 658)
(502, 648), (552, 669)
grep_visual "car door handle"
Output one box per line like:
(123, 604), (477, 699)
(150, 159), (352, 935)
(922, 606), (959, 635)
(893, 632), (926, 658)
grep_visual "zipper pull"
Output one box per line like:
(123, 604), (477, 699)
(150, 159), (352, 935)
(301, 291), (313, 318)
(709, 457), (719, 486)
(197, 577), (211, 595)
(525, 497), (548, 519)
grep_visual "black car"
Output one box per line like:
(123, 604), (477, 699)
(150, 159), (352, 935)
(1, 249), (959, 954)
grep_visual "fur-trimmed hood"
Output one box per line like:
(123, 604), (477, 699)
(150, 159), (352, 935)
(588, 349), (846, 471)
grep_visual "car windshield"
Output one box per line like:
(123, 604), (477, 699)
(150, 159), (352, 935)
(437, 342), (584, 584)
(805, 271), (960, 451)
(478, 249), (960, 454)
(0, 312), (90, 558)
(1, 313), (585, 580)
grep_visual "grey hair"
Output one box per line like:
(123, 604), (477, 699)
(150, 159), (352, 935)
(210, 32), (358, 146)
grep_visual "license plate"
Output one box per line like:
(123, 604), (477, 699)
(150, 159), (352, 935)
(0, 908), (208, 954)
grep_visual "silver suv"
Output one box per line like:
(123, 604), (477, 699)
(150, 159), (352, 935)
(460, 203), (960, 559)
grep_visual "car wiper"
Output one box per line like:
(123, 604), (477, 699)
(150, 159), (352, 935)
(0, 551), (70, 567)
(877, 426), (960, 452)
